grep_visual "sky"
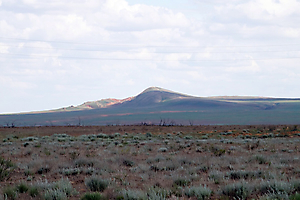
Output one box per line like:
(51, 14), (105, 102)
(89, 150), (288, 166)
(0, 0), (300, 114)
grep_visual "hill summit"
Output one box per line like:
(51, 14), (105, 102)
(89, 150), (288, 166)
(116, 87), (190, 107)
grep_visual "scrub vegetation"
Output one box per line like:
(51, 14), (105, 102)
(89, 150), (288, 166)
(0, 125), (300, 199)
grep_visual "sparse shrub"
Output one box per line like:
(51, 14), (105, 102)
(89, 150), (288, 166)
(69, 151), (79, 160)
(43, 148), (51, 156)
(97, 133), (108, 139)
(83, 167), (95, 175)
(184, 136), (193, 140)
(114, 133), (121, 137)
(85, 177), (109, 192)
(258, 180), (292, 196)
(146, 132), (152, 137)
(29, 186), (39, 197)
(147, 187), (171, 200)
(123, 159), (134, 167)
(227, 170), (258, 180)
(43, 179), (77, 200)
(81, 192), (106, 200)
(254, 155), (268, 164)
(44, 189), (68, 200)
(3, 186), (17, 200)
(23, 142), (30, 147)
(210, 146), (226, 156)
(37, 166), (51, 174)
(221, 181), (252, 200)
(147, 192), (166, 200)
(55, 178), (77, 196)
(290, 193), (300, 200)
(173, 177), (191, 187)
(292, 179), (300, 193)
(197, 166), (209, 173)
(121, 189), (147, 200)
(34, 142), (42, 147)
(75, 158), (94, 167)
(209, 171), (223, 184)
(16, 182), (29, 193)
(0, 156), (14, 181)
(32, 179), (53, 190)
(171, 185), (184, 197)
(184, 185), (212, 200)
(259, 192), (289, 200)
(60, 167), (82, 176)
(133, 136), (139, 140)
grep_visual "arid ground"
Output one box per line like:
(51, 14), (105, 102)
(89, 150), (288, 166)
(0, 125), (300, 199)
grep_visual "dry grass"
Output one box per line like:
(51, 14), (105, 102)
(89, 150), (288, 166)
(0, 125), (299, 199)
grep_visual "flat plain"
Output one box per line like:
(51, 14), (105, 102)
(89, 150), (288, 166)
(0, 125), (300, 200)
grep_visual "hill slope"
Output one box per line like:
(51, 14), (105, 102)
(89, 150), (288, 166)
(1, 87), (300, 126)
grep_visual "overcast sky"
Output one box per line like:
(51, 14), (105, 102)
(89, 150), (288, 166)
(1, 0), (300, 114)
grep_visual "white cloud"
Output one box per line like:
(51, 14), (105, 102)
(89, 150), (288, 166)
(214, 0), (300, 26)
(238, 0), (300, 20)
(226, 60), (261, 73)
(0, 0), (300, 113)
(97, 0), (190, 31)
(283, 27), (300, 38)
(22, 0), (36, 5)
(0, 43), (9, 53)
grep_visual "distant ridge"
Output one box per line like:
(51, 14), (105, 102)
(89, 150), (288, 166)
(1, 86), (300, 126)
(54, 87), (190, 111)
(140, 86), (186, 95)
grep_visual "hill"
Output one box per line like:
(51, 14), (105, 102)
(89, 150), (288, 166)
(1, 87), (300, 126)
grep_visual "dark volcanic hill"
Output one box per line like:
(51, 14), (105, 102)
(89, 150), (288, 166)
(1, 87), (300, 126)
(114, 87), (191, 107)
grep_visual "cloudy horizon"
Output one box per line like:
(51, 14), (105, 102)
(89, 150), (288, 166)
(1, 0), (300, 114)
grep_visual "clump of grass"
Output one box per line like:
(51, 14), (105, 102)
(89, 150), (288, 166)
(173, 177), (191, 187)
(291, 179), (300, 193)
(209, 171), (223, 184)
(257, 180), (292, 196)
(123, 159), (134, 167)
(227, 170), (263, 180)
(55, 178), (77, 196)
(69, 151), (80, 160)
(254, 155), (268, 164)
(121, 189), (147, 200)
(43, 148), (51, 156)
(81, 192), (106, 200)
(28, 186), (39, 197)
(290, 193), (300, 200)
(60, 167), (82, 176)
(85, 177), (109, 192)
(147, 187), (171, 200)
(37, 166), (51, 174)
(0, 156), (15, 181)
(220, 181), (252, 200)
(15, 182), (29, 193)
(259, 192), (290, 200)
(184, 185), (212, 200)
(44, 189), (68, 200)
(31, 178), (76, 199)
(75, 158), (95, 167)
(146, 132), (152, 137)
(3, 186), (17, 200)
